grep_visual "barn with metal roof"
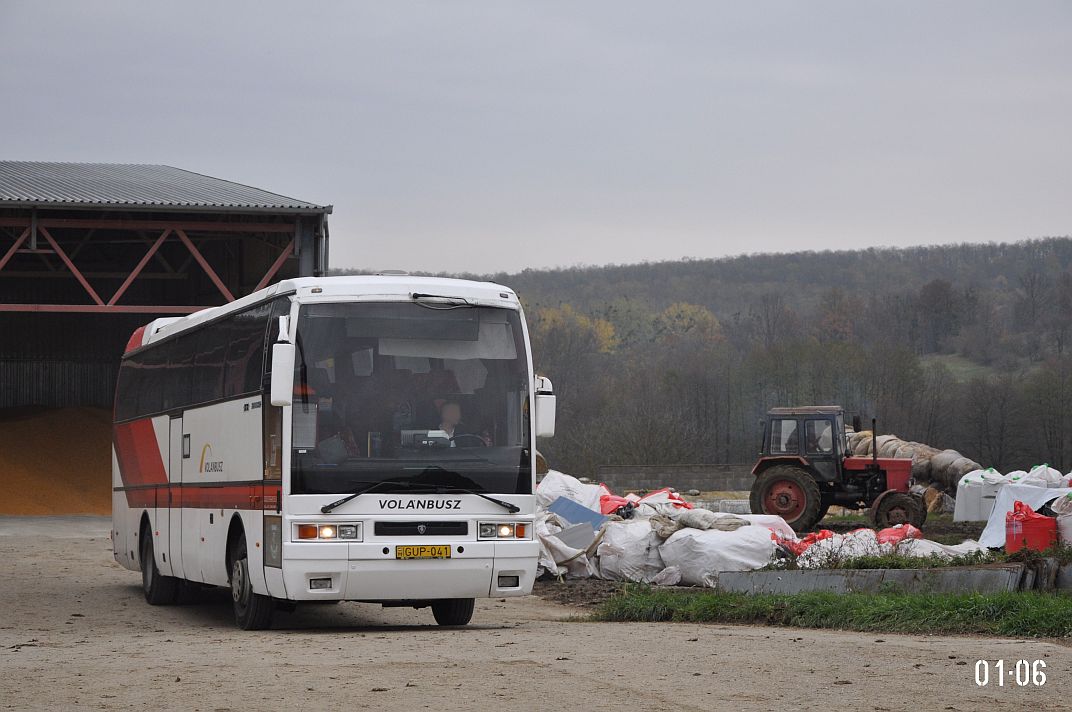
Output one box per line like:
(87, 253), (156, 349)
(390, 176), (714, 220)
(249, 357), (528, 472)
(0, 161), (332, 407)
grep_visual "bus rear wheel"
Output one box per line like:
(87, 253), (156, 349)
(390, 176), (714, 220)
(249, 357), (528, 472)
(431, 598), (474, 626)
(141, 528), (179, 605)
(229, 533), (274, 630)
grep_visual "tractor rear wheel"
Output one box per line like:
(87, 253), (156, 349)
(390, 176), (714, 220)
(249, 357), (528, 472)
(870, 492), (927, 529)
(750, 465), (824, 533)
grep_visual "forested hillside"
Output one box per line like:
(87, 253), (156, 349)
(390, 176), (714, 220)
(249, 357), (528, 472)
(337, 238), (1072, 481)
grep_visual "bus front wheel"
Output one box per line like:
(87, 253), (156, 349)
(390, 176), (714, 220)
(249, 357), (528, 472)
(431, 598), (474, 626)
(229, 533), (274, 630)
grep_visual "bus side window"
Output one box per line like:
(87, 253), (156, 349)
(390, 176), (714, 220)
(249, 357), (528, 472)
(225, 302), (271, 397)
(135, 348), (166, 417)
(166, 334), (196, 412)
(115, 358), (140, 421)
(190, 325), (226, 406)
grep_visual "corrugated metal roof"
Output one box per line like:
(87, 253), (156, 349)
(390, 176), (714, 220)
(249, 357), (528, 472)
(0, 161), (331, 214)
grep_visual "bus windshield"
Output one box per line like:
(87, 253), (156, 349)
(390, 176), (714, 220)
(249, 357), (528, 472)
(290, 301), (532, 496)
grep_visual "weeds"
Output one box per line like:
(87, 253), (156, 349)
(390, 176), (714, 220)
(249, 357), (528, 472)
(596, 586), (1072, 638)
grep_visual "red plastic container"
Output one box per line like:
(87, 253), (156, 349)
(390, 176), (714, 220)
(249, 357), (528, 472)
(1005, 501), (1058, 553)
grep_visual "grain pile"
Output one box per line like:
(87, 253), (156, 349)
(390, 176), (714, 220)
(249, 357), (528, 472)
(846, 430), (980, 492)
(0, 407), (111, 515)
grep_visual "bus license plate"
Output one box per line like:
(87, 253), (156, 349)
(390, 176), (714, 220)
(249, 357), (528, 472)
(395, 545), (451, 560)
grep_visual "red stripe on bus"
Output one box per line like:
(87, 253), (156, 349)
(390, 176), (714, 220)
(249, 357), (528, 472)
(124, 325), (148, 353)
(123, 483), (281, 511)
(114, 419), (168, 489)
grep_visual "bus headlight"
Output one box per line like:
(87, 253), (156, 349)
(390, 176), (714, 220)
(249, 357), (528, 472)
(478, 522), (529, 540)
(295, 523), (362, 541)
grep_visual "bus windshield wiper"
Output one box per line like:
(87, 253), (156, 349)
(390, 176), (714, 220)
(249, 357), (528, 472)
(320, 480), (418, 513)
(413, 466), (521, 513)
(433, 486), (520, 514)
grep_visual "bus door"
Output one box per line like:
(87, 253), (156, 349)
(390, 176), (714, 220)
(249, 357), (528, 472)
(179, 419), (204, 582)
(167, 416), (185, 580)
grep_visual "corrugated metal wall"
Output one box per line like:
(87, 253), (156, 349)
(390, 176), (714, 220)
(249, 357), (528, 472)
(0, 360), (118, 408)
(1, 312), (148, 408)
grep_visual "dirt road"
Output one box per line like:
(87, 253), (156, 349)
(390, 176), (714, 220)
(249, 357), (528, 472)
(1, 517), (1069, 711)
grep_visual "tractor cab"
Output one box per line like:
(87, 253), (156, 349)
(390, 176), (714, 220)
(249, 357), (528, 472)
(749, 406), (925, 533)
(762, 406), (848, 482)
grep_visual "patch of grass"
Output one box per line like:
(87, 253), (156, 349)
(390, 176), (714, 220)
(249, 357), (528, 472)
(920, 353), (1002, 382)
(1007, 543), (1072, 566)
(596, 586), (1072, 638)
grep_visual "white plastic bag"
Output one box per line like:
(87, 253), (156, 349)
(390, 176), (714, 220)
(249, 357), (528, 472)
(954, 469), (984, 521)
(738, 514), (796, 540)
(796, 529), (887, 568)
(634, 488), (693, 518)
(535, 511), (592, 579)
(535, 470), (606, 511)
(652, 566), (682, 586)
(1020, 464), (1066, 488)
(1051, 492), (1072, 544)
(658, 525), (777, 586)
(896, 538), (986, 559)
(1002, 470), (1028, 484)
(955, 468), (1004, 521)
(673, 508), (749, 531)
(595, 520), (665, 583)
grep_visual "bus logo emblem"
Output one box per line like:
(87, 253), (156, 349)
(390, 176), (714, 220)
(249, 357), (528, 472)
(417, 524), (427, 535)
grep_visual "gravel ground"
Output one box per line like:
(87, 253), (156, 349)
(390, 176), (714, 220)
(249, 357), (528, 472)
(1, 516), (1070, 712)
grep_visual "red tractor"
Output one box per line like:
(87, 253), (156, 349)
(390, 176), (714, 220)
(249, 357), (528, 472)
(749, 406), (926, 532)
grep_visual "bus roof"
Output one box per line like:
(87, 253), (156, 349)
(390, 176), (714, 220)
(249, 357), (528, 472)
(140, 275), (520, 347)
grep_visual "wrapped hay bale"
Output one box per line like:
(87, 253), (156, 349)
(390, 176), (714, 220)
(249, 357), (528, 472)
(883, 441), (906, 458)
(874, 435), (902, 458)
(910, 450), (935, 483)
(928, 449), (961, 477)
(894, 443), (917, 460)
(847, 430), (871, 454)
(950, 456), (979, 475)
(928, 451), (981, 491)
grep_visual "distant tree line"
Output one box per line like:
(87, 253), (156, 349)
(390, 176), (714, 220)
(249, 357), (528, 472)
(335, 237), (1072, 481)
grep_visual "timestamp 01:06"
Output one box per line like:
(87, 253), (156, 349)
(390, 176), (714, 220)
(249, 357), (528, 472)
(975, 659), (1047, 687)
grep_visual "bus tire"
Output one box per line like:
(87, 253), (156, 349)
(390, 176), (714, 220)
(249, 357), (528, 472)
(229, 533), (274, 630)
(140, 530), (179, 605)
(431, 598), (474, 626)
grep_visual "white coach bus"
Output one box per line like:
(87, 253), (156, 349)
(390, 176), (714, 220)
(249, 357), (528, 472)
(111, 275), (555, 629)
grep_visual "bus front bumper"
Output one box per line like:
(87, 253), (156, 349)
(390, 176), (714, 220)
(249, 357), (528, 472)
(280, 540), (539, 602)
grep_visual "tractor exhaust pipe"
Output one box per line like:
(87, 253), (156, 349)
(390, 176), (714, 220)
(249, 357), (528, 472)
(872, 418), (878, 463)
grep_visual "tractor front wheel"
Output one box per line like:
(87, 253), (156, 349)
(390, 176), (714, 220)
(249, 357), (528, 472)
(750, 465), (824, 533)
(870, 491), (927, 529)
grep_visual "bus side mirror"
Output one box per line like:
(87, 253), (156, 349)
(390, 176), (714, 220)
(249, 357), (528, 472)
(534, 376), (556, 438)
(270, 342), (295, 407)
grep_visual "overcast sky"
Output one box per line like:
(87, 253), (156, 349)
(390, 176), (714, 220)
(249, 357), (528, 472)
(2, 1), (1070, 274)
